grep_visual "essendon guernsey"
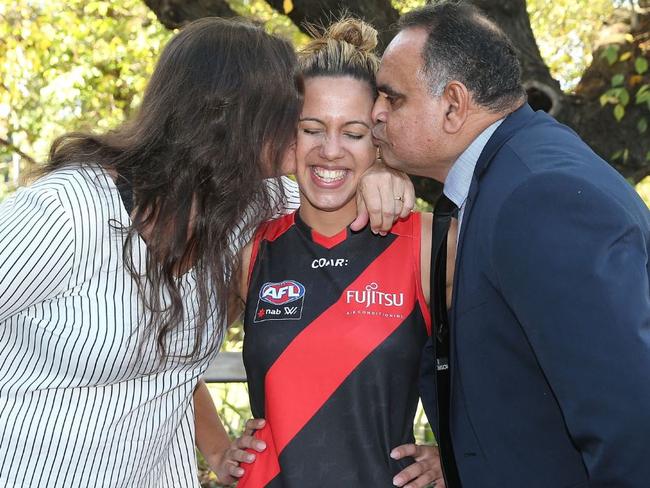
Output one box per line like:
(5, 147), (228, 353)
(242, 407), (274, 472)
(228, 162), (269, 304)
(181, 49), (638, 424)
(240, 211), (431, 487)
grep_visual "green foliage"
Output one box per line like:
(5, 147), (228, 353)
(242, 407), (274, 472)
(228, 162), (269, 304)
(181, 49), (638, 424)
(227, 0), (308, 46)
(597, 38), (650, 163)
(527, 0), (616, 90)
(636, 176), (650, 206)
(391, 0), (426, 14)
(0, 0), (172, 196)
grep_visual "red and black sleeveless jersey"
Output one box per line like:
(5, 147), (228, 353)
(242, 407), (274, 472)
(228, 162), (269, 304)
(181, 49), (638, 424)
(239, 211), (430, 488)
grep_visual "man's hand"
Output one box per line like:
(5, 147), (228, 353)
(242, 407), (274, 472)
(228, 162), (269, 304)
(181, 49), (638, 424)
(352, 159), (415, 234)
(391, 443), (445, 488)
(209, 418), (267, 485)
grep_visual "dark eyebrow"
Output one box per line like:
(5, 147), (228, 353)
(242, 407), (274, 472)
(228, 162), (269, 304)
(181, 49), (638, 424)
(376, 84), (402, 98)
(299, 117), (371, 129)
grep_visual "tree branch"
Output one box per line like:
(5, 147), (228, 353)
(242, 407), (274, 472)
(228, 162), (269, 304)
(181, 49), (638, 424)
(142, 0), (238, 29)
(265, 0), (400, 49)
(0, 137), (37, 166)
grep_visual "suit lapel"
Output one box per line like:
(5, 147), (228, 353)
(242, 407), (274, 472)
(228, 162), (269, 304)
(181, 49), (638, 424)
(451, 103), (536, 319)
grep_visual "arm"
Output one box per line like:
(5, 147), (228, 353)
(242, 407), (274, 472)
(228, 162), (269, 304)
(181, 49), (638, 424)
(493, 173), (650, 486)
(351, 159), (416, 234)
(194, 380), (239, 482)
(0, 187), (75, 322)
(194, 380), (267, 485)
(197, 243), (267, 484)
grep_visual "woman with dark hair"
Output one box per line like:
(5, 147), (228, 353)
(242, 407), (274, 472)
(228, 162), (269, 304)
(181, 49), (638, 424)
(0, 17), (412, 487)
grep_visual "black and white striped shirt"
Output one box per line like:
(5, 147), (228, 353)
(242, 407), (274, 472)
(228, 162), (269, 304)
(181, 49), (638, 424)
(0, 165), (299, 487)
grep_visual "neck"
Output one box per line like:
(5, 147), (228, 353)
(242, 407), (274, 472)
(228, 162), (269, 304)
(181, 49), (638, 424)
(425, 105), (514, 184)
(299, 200), (357, 237)
(420, 159), (456, 183)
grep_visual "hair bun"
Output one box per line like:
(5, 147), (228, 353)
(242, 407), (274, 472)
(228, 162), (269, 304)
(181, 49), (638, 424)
(299, 16), (380, 81)
(325, 18), (378, 52)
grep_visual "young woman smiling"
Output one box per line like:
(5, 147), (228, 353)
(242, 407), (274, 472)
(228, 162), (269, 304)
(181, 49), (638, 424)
(220, 18), (457, 488)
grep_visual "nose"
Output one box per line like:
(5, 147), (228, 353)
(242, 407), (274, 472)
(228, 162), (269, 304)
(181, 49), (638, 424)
(372, 96), (387, 125)
(319, 134), (345, 161)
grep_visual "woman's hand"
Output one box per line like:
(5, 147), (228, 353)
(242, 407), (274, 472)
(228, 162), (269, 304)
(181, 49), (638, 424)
(208, 418), (268, 486)
(352, 159), (416, 234)
(391, 443), (445, 488)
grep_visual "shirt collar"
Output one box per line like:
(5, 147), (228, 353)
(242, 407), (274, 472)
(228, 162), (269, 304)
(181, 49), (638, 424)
(444, 118), (504, 209)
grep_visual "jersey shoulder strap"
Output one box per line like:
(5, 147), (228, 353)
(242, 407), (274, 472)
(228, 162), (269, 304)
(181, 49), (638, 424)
(247, 211), (297, 285)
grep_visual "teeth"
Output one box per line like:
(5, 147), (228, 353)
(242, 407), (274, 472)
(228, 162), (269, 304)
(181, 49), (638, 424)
(313, 167), (346, 182)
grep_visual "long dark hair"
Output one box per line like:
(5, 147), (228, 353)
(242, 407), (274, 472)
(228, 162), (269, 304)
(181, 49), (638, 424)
(44, 17), (303, 361)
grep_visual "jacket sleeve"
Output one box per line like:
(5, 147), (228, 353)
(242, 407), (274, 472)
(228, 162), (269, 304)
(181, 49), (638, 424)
(492, 171), (650, 487)
(0, 186), (75, 323)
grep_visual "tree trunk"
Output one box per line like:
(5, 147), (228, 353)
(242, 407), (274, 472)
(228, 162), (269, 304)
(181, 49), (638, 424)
(142, 0), (650, 201)
(142, 0), (238, 29)
(265, 0), (399, 49)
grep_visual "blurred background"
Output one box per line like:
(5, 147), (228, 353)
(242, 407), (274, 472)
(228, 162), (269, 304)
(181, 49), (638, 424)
(1, 0), (649, 485)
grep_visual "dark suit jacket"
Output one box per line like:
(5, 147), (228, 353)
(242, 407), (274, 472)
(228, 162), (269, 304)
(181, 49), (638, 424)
(420, 104), (650, 488)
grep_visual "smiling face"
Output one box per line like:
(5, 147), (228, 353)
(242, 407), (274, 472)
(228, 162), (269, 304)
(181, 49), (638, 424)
(296, 76), (377, 224)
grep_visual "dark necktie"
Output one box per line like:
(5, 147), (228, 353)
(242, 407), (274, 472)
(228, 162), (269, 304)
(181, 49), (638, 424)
(430, 193), (462, 487)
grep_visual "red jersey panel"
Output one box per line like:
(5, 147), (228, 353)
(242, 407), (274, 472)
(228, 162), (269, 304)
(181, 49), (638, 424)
(240, 211), (430, 487)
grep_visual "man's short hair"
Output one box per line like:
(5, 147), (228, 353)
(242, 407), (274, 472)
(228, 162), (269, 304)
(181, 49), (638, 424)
(399, 1), (526, 112)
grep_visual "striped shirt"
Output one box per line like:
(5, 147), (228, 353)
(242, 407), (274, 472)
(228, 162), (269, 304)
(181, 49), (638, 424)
(444, 118), (503, 233)
(0, 165), (299, 487)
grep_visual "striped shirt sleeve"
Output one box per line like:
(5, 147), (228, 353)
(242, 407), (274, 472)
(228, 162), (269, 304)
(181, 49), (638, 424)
(279, 176), (301, 212)
(266, 176), (300, 217)
(0, 186), (75, 322)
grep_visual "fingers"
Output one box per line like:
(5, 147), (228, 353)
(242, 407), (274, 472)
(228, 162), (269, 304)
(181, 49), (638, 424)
(243, 418), (266, 437)
(391, 444), (443, 488)
(226, 445), (257, 464)
(378, 174), (400, 234)
(392, 460), (434, 488)
(358, 179), (387, 235)
(390, 443), (419, 460)
(234, 433), (267, 454)
(400, 176), (416, 218)
(222, 462), (244, 482)
(350, 194), (370, 232)
(237, 418), (267, 454)
(357, 162), (416, 234)
(390, 174), (407, 218)
(392, 460), (439, 488)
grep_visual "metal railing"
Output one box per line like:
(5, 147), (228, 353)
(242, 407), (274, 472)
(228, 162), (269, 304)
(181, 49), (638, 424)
(204, 351), (246, 383)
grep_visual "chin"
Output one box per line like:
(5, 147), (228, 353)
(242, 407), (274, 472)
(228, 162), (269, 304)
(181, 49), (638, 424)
(312, 199), (348, 213)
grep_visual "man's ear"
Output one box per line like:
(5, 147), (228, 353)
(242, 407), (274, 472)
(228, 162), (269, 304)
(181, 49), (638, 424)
(442, 81), (470, 134)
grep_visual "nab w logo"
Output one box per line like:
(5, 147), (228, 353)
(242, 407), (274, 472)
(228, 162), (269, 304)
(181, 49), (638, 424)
(259, 280), (305, 305)
(254, 280), (306, 323)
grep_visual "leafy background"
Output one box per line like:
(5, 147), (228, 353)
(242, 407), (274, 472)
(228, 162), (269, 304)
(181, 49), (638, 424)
(1, 1), (648, 485)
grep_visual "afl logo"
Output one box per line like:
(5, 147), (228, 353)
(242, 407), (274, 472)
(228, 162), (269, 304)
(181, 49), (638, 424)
(259, 280), (305, 305)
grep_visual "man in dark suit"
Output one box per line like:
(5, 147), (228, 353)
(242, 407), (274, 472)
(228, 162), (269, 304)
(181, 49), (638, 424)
(372, 3), (650, 487)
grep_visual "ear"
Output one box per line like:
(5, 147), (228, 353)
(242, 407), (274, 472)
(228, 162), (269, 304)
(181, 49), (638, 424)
(441, 81), (470, 134)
